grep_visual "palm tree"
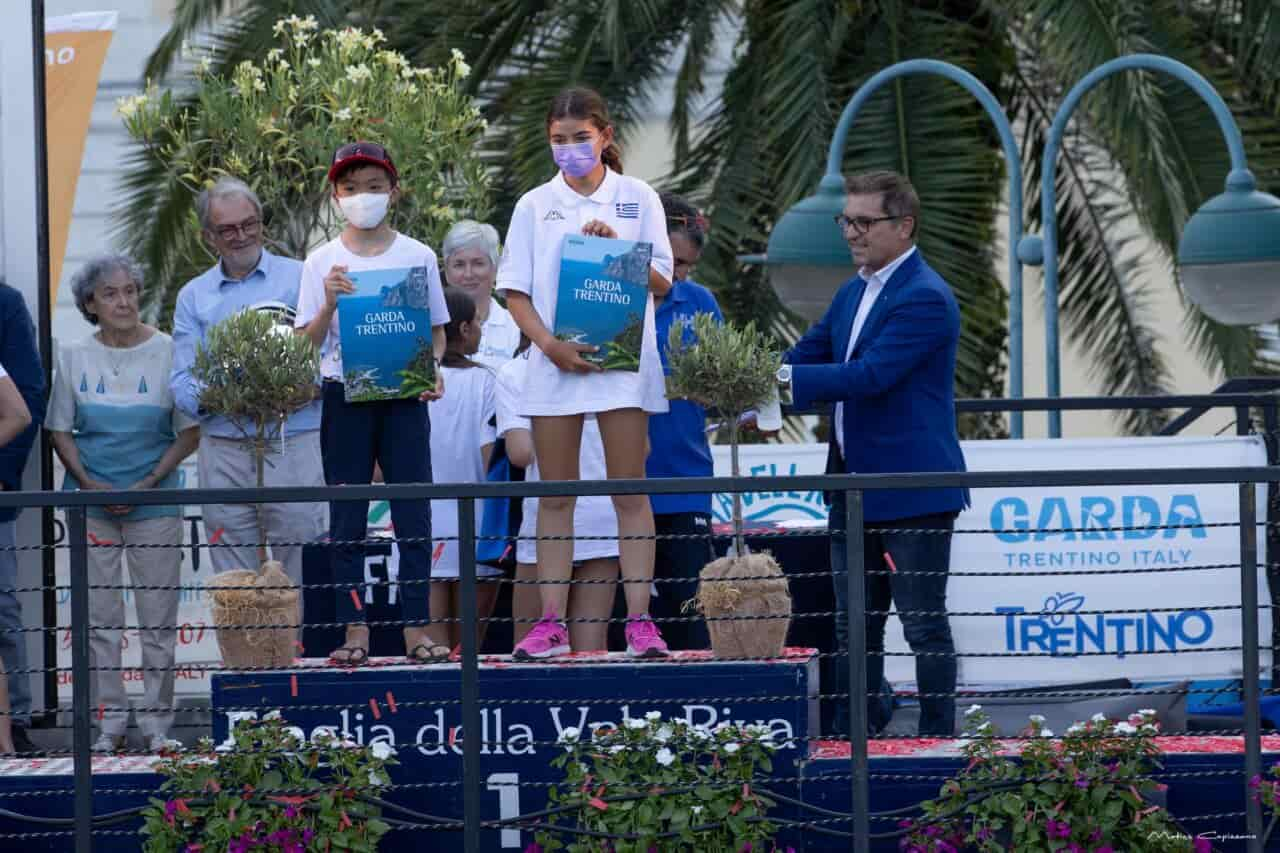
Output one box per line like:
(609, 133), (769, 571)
(131, 0), (1280, 435)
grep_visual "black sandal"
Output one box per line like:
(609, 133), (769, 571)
(328, 646), (369, 667)
(406, 643), (452, 664)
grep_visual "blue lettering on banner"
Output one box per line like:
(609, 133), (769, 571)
(995, 593), (1213, 658)
(712, 462), (828, 522)
(991, 494), (1208, 544)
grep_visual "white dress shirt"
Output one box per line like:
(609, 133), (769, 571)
(834, 245), (917, 459)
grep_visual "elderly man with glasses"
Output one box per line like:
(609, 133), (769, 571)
(779, 170), (969, 739)
(169, 177), (327, 593)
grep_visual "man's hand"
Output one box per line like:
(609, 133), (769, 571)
(323, 264), (356, 309)
(581, 219), (617, 239)
(544, 339), (602, 374)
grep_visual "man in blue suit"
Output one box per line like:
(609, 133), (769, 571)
(779, 171), (968, 737)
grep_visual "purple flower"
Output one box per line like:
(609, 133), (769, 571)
(302, 829), (315, 844)
(1093, 847), (1115, 853)
(523, 845), (543, 853)
(1250, 774), (1263, 789)
(1074, 775), (1090, 789)
(284, 804), (298, 819)
(976, 826), (994, 841)
(1045, 818), (1072, 839)
(1193, 839), (1212, 853)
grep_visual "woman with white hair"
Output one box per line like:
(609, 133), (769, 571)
(47, 254), (199, 753)
(441, 220), (521, 370)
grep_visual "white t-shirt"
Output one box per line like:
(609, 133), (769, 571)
(295, 233), (450, 380)
(496, 169), (673, 417)
(429, 364), (499, 578)
(495, 354), (618, 565)
(474, 299), (522, 372)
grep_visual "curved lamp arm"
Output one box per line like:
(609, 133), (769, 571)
(824, 59), (1026, 436)
(1033, 53), (1252, 438)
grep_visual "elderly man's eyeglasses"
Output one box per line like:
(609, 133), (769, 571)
(834, 214), (900, 234)
(212, 219), (262, 241)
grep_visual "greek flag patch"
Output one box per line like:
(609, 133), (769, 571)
(615, 202), (640, 219)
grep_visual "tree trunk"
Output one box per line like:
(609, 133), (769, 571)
(254, 422), (268, 565)
(729, 419), (744, 558)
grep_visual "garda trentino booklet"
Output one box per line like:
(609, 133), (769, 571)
(338, 267), (434, 403)
(553, 234), (652, 372)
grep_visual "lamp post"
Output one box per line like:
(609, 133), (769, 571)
(1016, 54), (1280, 438)
(750, 60), (1027, 437)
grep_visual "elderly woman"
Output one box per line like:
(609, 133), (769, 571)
(47, 254), (199, 753)
(0, 364), (32, 754)
(442, 220), (521, 369)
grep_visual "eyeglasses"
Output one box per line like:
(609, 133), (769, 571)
(834, 214), (900, 234)
(212, 219), (262, 241)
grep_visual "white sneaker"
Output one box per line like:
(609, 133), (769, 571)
(147, 735), (181, 754)
(91, 733), (125, 753)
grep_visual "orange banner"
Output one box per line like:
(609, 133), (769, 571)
(46, 13), (116, 305)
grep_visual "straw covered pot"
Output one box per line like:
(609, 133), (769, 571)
(692, 552), (791, 659)
(207, 560), (299, 669)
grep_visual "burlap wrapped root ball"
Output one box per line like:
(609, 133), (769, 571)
(207, 560), (299, 669)
(692, 553), (791, 659)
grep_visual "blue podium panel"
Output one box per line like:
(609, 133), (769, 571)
(212, 650), (818, 850)
(800, 739), (1276, 853)
(0, 757), (158, 852)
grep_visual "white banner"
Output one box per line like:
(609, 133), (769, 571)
(712, 436), (1271, 685)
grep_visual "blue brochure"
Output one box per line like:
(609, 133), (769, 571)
(554, 234), (652, 371)
(338, 266), (434, 402)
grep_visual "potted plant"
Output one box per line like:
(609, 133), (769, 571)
(533, 712), (794, 852)
(141, 713), (395, 852)
(192, 309), (319, 668)
(899, 707), (1211, 852)
(665, 314), (790, 659)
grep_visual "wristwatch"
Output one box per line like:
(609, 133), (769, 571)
(776, 364), (793, 405)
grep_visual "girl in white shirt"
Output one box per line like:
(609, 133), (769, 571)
(497, 87), (675, 660)
(495, 340), (620, 655)
(426, 288), (500, 651)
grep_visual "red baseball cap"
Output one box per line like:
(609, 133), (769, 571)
(327, 140), (398, 185)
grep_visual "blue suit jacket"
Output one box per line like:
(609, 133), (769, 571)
(784, 250), (968, 522)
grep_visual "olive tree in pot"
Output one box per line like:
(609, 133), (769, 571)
(192, 309), (320, 668)
(665, 313), (791, 659)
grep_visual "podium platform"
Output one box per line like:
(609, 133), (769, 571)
(211, 648), (820, 850)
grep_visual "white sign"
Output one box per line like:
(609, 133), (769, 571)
(711, 436), (1271, 685)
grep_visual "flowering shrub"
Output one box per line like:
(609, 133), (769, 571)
(899, 707), (1207, 852)
(534, 713), (794, 852)
(117, 14), (491, 316)
(1251, 761), (1280, 846)
(140, 713), (396, 852)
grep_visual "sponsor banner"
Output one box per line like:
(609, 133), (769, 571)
(46, 12), (117, 302)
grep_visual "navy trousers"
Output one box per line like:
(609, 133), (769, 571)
(321, 382), (432, 625)
(829, 490), (957, 737)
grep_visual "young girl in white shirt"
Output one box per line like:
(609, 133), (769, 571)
(497, 87), (675, 660)
(425, 288), (500, 651)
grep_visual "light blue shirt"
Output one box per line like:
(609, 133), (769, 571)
(170, 250), (321, 439)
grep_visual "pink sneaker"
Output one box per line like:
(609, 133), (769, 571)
(512, 616), (570, 661)
(625, 614), (669, 659)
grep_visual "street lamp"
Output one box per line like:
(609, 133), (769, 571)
(1016, 54), (1280, 437)
(748, 60), (1027, 437)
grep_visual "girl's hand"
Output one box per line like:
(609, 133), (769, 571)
(581, 220), (617, 239)
(544, 339), (602, 374)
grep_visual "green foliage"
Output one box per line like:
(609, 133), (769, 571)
(538, 713), (791, 853)
(118, 14), (491, 324)
(901, 707), (1199, 852)
(139, 713), (395, 853)
(598, 312), (645, 371)
(192, 309), (319, 445)
(665, 313), (781, 427)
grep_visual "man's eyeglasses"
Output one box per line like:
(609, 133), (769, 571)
(834, 214), (900, 234)
(212, 219), (262, 241)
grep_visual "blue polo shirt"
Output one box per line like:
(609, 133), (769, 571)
(648, 279), (724, 515)
(170, 250), (321, 440)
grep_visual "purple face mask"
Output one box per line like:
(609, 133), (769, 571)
(551, 141), (600, 178)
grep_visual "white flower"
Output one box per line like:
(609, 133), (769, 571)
(263, 710), (283, 721)
(1138, 709), (1157, 717)
(690, 727), (710, 741)
(1115, 722), (1138, 736)
(345, 63), (372, 84)
(115, 93), (147, 118)
(370, 741), (394, 760)
(625, 717), (647, 730)
(1039, 728), (1054, 738)
(195, 57), (213, 76)
(964, 704), (983, 717)
(1028, 714), (1045, 723)
(609, 744), (627, 754)
(253, 79), (266, 92)
(713, 722), (732, 733)
(645, 711), (662, 722)
(1091, 713), (1108, 723)
(451, 47), (472, 76)
(654, 725), (673, 744)
(723, 742), (740, 754)
(367, 769), (388, 786)
(1066, 723), (1085, 735)
(335, 107), (353, 121)
(308, 58), (322, 68)
(655, 747), (675, 766)
(558, 727), (581, 743)
(276, 59), (290, 71)
(691, 805), (703, 816)
(267, 48), (283, 62)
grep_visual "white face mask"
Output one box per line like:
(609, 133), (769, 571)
(337, 192), (391, 230)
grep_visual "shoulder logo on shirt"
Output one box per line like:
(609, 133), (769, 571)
(615, 202), (640, 219)
(544, 209), (566, 222)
